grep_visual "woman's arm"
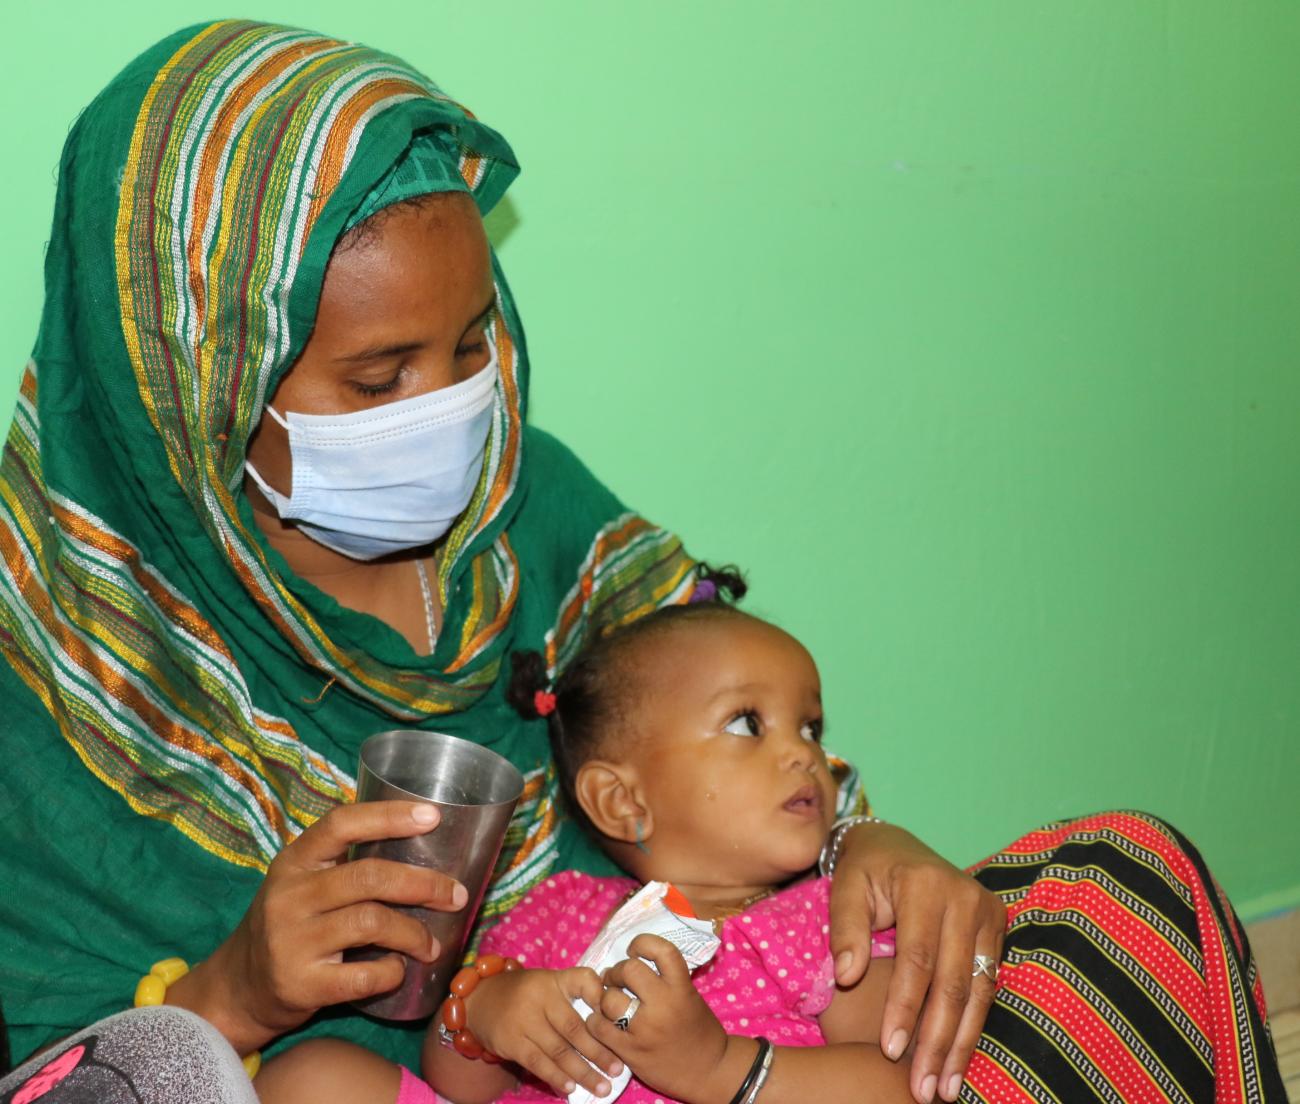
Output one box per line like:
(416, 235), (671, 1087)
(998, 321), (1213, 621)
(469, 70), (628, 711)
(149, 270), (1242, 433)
(826, 821), (1005, 1104)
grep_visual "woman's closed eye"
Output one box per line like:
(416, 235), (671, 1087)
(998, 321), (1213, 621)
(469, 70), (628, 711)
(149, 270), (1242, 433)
(723, 710), (761, 737)
(350, 365), (407, 397)
(457, 306), (498, 357)
(455, 336), (486, 357)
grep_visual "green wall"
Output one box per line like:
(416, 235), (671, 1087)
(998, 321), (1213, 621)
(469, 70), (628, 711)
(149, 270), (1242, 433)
(4, 4), (1298, 920)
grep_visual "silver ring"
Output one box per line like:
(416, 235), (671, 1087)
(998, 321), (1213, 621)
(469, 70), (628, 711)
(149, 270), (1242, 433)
(614, 995), (640, 1031)
(972, 954), (998, 982)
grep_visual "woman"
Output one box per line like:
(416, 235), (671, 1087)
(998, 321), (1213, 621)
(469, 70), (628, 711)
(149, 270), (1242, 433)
(0, 20), (1282, 1104)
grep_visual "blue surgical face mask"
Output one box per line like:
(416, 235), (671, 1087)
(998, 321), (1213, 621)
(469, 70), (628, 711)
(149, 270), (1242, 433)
(245, 346), (499, 561)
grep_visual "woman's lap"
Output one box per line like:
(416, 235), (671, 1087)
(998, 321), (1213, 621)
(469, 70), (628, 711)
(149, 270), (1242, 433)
(6, 814), (1283, 1104)
(964, 811), (1286, 1103)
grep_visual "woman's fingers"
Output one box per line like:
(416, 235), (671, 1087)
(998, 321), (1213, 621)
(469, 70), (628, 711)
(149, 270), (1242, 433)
(316, 954), (408, 1007)
(936, 960), (1000, 1101)
(879, 883), (943, 1061)
(935, 907), (1005, 1101)
(315, 900), (438, 962)
(256, 944), (409, 1015)
(906, 905), (980, 1103)
(284, 801), (442, 870)
(827, 863), (879, 987)
(314, 856), (466, 915)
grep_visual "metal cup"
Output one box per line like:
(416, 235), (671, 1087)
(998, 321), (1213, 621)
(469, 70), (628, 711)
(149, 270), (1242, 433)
(345, 729), (524, 1020)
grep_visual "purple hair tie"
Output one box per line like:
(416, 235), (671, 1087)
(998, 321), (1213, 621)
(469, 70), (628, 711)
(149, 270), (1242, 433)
(690, 579), (718, 603)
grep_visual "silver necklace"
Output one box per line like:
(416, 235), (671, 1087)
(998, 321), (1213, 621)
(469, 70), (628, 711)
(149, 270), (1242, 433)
(414, 557), (436, 654)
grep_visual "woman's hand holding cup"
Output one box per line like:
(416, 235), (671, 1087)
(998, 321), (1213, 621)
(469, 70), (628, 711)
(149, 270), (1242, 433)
(168, 800), (466, 1054)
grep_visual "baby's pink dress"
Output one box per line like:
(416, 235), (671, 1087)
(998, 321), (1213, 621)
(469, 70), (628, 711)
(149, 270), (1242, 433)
(475, 871), (896, 1104)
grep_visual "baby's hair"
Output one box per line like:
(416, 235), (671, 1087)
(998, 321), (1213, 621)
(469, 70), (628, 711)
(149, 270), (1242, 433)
(506, 564), (748, 840)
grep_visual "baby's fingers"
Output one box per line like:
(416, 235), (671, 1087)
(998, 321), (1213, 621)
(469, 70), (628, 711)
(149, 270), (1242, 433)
(559, 967), (608, 1014)
(548, 994), (625, 1079)
(626, 934), (690, 986)
(602, 956), (661, 1000)
(598, 986), (635, 1024)
(513, 1036), (612, 1100)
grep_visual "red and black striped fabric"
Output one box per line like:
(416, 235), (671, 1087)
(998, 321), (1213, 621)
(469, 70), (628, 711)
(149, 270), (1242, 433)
(966, 812), (1285, 1103)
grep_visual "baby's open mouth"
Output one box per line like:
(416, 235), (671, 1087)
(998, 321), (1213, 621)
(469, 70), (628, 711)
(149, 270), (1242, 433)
(783, 785), (821, 815)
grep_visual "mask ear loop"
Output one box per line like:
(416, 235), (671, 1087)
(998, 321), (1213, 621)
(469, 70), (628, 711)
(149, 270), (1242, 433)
(243, 405), (294, 512)
(243, 459), (290, 511)
(262, 404), (290, 431)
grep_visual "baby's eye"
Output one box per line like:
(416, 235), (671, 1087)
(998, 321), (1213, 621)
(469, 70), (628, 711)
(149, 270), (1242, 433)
(723, 711), (761, 737)
(800, 718), (824, 743)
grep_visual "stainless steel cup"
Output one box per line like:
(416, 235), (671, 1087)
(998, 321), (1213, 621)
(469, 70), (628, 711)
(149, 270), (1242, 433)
(345, 729), (524, 1020)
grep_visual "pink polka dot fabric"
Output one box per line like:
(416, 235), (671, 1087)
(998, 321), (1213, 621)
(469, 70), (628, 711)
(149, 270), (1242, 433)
(477, 872), (895, 1104)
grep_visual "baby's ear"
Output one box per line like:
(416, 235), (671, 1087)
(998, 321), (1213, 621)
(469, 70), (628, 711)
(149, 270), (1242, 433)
(574, 760), (651, 844)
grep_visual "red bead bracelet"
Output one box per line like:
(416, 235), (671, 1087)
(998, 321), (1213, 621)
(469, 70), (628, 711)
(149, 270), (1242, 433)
(438, 953), (522, 1060)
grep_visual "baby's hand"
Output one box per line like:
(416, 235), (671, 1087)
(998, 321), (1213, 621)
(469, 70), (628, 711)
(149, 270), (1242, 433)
(588, 934), (730, 1101)
(467, 966), (625, 1099)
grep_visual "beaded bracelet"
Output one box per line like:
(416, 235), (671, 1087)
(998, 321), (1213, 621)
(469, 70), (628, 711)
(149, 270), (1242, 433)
(133, 957), (262, 1079)
(437, 953), (522, 1060)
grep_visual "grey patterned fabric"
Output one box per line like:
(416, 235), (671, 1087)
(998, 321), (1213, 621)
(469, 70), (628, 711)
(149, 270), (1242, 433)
(0, 1007), (257, 1104)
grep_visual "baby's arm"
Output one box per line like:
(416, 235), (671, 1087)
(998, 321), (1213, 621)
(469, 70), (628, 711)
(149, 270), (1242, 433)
(422, 965), (625, 1104)
(421, 1022), (516, 1104)
(590, 935), (913, 1104)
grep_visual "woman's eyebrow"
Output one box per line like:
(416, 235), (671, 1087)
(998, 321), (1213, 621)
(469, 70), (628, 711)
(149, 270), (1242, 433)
(334, 298), (496, 363)
(335, 340), (425, 364)
(460, 295), (498, 336)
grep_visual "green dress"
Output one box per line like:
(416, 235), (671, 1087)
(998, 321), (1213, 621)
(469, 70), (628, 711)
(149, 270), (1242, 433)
(0, 20), (719, 1069)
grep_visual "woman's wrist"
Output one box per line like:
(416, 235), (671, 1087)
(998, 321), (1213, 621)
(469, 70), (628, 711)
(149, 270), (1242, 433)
(828, 819), (936, 886)
(164, 950), (271, 1057)
(819, 815), (887, 878)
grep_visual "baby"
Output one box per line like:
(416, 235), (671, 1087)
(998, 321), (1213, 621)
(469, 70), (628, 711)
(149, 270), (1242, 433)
(257, 569), (912, 1104)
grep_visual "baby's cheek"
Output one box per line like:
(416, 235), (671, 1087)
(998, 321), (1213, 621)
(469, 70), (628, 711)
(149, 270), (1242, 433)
(819, 777), (839, 825)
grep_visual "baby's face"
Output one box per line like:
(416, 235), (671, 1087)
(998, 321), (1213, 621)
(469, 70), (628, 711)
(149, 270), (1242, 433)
(624, 613), (839, 891)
